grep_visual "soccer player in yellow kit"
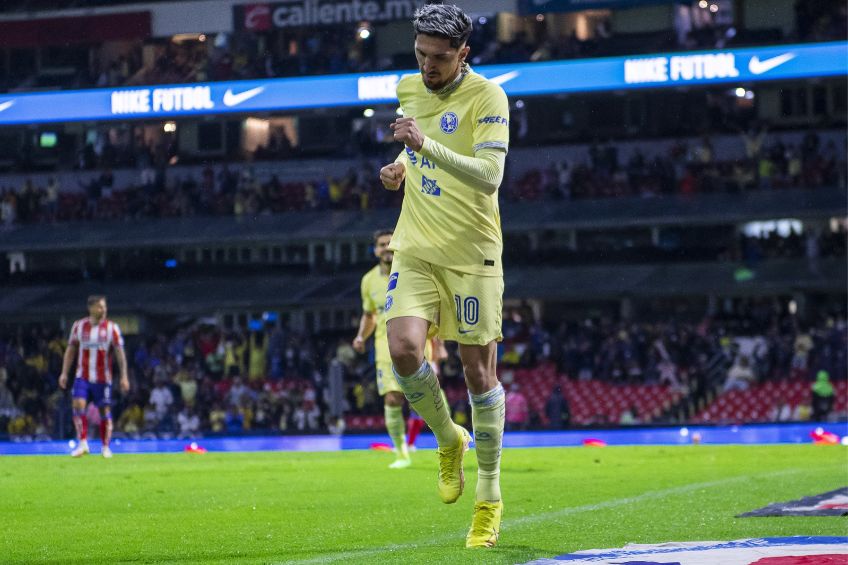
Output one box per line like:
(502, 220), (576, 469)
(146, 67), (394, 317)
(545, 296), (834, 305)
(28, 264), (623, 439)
(380, 4), (508, 549)
(353, 229), (413, 469)
(353, 228), (440, 469)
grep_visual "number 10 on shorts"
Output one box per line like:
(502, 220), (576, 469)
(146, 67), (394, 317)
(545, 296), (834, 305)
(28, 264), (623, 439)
(454, 295), (479, 326)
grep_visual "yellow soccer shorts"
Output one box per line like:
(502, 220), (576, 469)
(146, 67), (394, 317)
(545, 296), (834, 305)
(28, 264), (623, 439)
(376, 360), (402, 396)
(385, 252), (503, 346)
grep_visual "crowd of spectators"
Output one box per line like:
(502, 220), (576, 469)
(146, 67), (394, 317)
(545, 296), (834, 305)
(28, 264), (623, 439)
(499, 302), (844, 387)
(1, 130), (844, 229)
(0, 322), (342, 440)
(504, 303), (846, 425)
(0, 162), (403, 227)
(509, 130), (846, 202)
(3, 0), (845, 93)
(1, 299), (844, 439)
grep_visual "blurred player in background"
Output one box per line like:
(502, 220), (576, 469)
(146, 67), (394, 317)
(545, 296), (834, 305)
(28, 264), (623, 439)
(59, 295), (129, 458)
(353, 228), (444, 468)
(380, 3), (509, 549)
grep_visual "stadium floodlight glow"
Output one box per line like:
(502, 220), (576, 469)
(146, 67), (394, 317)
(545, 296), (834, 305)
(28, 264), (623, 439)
(478, 16), (487, 24)
(536, 14), (545, 21)
(163, 121), (177, 132)
(199, 34), (207, 42)
(698, 0), (707, 7)
(356, 23), (372, 40)
(735, 87), (746, 97)
(709, 4), (719, 13)
(363, 108), (375, 117)
(515, 99), (525, 109)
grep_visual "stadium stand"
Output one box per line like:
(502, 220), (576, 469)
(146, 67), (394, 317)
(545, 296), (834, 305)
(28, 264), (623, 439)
(0, 0), (843, 91)
(696, 379), (848, 423)
(2, 304), (845, 439)
(0, 0), (844, 444)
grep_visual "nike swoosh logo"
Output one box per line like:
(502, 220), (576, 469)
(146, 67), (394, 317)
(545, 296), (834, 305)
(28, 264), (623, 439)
(748, 53), (795, 75)
(458, 329), (474, 334)
(223, 86), (265, 107)
(0, 101), (14, 112)
(489, 71), (519, 86)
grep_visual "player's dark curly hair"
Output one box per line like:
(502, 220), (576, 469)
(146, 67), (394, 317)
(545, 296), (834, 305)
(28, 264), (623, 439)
(413, 3), (472, 48)
(373, 228), (394, 243)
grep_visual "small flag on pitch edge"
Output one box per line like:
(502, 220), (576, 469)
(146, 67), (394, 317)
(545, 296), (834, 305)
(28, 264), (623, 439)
(737, 487), (848, 517)
(520, 536), (848, 564)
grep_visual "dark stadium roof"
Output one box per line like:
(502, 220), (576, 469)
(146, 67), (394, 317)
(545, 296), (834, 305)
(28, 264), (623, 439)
(1, 258), (843, 317)
(0, 188), (844, 252)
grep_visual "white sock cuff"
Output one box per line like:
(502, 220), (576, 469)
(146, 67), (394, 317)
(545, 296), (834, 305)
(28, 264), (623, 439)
(469, 384), (505, 408)
(392, 358), (430, 382)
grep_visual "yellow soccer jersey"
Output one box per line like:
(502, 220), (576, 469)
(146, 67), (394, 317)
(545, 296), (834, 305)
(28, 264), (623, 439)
(390, 68), (509, 277)
(361, 264), (391, 365)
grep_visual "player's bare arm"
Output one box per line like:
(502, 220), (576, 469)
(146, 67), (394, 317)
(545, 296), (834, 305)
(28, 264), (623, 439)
(353, 311), (377, 353)
(380, 162), (406, 190)
(116, 345), (130, 393)
(58, 342), (77, 389)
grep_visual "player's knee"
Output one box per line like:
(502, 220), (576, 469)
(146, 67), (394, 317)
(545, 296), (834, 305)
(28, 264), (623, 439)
(388, 336), (421, 376)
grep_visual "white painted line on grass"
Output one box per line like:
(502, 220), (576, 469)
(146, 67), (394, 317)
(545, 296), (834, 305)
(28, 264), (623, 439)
(283, 467), (811, 565)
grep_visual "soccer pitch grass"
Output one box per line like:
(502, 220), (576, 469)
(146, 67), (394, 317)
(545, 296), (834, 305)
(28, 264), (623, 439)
(1, 444), (845, 564)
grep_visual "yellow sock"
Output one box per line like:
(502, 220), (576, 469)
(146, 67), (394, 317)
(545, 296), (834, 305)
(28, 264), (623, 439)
(393, 360), (458, 447)
(384, 404), (408, 458)
(470, 384), (505, 502)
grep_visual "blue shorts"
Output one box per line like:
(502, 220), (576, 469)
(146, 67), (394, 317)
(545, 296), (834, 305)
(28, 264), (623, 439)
(72, 379), (112, 408)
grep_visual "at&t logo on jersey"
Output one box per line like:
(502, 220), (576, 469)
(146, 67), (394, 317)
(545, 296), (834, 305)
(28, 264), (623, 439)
(440, 111), (458, 134)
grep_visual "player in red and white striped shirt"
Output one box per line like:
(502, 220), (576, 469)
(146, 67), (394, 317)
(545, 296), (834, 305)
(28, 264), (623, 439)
(58, 295), (129, 458)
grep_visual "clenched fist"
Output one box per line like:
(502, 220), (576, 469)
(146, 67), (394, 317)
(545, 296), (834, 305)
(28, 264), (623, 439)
(390, 117), (425, 152)
(380, 162), (406, 191)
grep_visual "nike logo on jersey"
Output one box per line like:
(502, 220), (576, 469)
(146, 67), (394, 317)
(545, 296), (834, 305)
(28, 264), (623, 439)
(748, 53), (795, 75)
(223, 86), (265, 107)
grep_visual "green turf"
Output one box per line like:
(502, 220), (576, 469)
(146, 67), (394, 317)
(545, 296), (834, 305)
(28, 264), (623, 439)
(1, 444), (845, 564)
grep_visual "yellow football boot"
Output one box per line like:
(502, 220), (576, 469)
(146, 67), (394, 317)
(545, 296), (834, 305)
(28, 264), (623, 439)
(465, 501), (503, 548)
(437, 424), (471, 503)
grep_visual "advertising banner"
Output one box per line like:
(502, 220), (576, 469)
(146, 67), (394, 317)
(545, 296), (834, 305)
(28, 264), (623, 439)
(0, 41), (843, 125)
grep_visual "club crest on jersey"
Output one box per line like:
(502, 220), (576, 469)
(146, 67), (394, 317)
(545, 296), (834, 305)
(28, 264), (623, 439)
(440, 111), (458, 134)
(421, 175), (441, 196)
